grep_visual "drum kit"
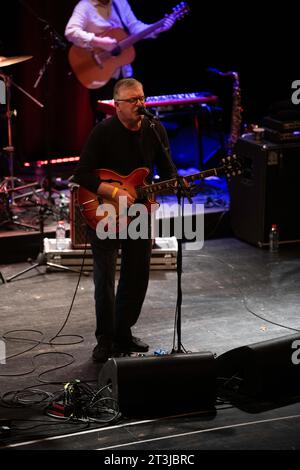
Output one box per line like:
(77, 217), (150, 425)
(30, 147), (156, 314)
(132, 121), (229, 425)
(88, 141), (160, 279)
(0, 55), (33, 67)
(0, 54), (46, 229)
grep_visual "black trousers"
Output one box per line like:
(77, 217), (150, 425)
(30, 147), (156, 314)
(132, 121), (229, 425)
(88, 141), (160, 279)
(88, 228), (152, 345)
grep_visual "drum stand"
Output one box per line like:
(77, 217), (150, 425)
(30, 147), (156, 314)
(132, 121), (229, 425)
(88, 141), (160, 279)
(0, 70), (44, 228)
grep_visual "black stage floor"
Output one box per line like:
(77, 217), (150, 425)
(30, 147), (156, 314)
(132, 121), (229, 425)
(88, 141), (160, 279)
(0, 232), (300, 451)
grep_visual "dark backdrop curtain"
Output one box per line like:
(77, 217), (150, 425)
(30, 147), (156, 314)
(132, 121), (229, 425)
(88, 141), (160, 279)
(1, 0), (93, 164)
(0, 0), (298, 165)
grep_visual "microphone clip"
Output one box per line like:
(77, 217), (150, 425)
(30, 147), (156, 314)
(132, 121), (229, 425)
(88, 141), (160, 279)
(137, 106), (158, 121)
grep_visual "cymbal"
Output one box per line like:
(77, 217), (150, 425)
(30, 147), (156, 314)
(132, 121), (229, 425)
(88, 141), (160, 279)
(0, 55), (33, 68)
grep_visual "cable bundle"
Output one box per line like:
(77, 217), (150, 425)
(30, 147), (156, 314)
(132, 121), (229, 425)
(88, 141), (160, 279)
(45, 379), (120, 424)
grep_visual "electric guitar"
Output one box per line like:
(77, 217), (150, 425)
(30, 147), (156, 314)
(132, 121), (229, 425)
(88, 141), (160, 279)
(75, 156), (241, 232)
(68, 2), (190, 89)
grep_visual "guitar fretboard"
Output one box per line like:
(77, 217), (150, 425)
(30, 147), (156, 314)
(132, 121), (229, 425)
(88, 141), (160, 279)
(138, 167), (221, 197)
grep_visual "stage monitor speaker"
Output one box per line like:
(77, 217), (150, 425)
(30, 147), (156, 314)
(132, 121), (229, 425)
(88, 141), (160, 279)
(229, 135), (300, 246)
(217, 333), (300, 399)
(98, 352), (216, 417)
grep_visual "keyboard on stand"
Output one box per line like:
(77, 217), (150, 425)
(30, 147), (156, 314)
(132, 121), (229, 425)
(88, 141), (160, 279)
(97, 91), (218, 115)
(97, 92), (220, 170)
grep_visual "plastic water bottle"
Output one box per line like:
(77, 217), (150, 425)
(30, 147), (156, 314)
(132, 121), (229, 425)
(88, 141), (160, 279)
(154, 348), (169, 356)
(56, 220), (66, 251)
(269, 224), (279, 252)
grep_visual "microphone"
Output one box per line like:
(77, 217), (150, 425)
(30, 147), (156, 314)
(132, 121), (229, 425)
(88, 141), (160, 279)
(137, 106), (157, 120)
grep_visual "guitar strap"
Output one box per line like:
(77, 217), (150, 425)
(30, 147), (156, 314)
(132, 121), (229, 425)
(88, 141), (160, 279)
(112, 1), (130, 34)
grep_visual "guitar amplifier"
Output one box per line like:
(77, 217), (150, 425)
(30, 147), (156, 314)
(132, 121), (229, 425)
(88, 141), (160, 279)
(70, 185), (90, 249)
(263, 116), (300, 132)
(68, 187), (178, 269)
(264, 128), (300, 144)
(262, 115), (300, 144)
(229, 135), (300, 246)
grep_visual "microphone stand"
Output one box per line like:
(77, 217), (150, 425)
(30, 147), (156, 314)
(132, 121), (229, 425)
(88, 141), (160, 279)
(33, 22), (67, 89)
(19, 0), (68, 205)
(145, 114), (194, 354)
(172, 176), (193, 354)
(19, 0), (67, 90)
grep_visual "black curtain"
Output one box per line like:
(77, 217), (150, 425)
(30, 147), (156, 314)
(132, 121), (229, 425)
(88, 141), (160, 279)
(0, 0), (298, 164)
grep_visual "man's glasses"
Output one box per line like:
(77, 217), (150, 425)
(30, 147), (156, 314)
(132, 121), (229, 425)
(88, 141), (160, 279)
(115, 96), (146, 104)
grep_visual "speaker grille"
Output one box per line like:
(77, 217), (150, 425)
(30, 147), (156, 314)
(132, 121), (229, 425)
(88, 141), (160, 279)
(70, 186), (90, 249)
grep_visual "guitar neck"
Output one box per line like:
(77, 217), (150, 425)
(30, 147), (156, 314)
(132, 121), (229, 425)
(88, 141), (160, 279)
(119, 19), (166, 50)
(140, 167), (224, 197)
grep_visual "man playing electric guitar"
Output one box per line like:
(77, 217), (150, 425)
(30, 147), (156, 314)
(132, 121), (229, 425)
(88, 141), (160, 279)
(72, 78), (178, 363)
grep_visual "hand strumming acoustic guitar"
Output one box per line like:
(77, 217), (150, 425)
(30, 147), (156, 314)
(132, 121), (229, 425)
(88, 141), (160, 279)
(68, 2), (190, 89)
(75, 156), (242, 233)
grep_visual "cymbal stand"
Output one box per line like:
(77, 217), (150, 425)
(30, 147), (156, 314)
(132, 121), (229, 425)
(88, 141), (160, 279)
(0, 71), (43, 224)
(0, 73), (44, 183)
(0, 72), (17, 202)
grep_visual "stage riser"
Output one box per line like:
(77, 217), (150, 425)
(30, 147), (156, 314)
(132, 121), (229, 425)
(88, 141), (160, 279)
(44, 237), (178, 271)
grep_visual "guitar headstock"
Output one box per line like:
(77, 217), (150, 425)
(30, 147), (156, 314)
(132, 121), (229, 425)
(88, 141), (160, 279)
(221, 154), (242, 179)
(170, 2), (190, 21)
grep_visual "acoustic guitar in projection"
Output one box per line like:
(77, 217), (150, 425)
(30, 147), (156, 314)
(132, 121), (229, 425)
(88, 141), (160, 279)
(68, 2), (190, 89)
(75, 156), (242, 233)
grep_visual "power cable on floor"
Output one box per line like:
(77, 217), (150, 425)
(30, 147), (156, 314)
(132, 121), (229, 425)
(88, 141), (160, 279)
(195, 253), (300, 333)
(0, 228), (90, 382)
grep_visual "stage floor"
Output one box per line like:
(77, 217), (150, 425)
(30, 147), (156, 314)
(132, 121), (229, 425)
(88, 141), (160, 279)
(0, 237), (300, 451)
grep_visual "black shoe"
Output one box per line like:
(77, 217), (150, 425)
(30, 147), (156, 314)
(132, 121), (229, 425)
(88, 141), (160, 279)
(113, 336), (149, 354)
(92, 344), (112, 363)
